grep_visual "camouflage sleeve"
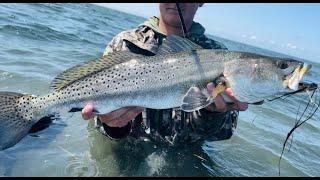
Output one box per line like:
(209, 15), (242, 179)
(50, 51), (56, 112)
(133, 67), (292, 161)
(103, 25), (161, 57)
(102, 30), (132, 57)
(206, 38), (228, 50)
(188, 34), (228, 50)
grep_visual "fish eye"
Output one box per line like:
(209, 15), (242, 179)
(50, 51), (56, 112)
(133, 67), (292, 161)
(276, 61), (289, 69)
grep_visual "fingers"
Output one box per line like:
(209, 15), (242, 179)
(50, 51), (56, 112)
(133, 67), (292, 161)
(206, 82), (248, 112)
(224, 88), (248, 111)
(214, 94), (228, 112)
(224, 88), (237, 101)
(206, 82), (227, 112)
(103, 107), (144, 127)
(206, 82), (215, 91)
(81, 102), (94, 120)
(81, 102), (144, 127)
(98, 107), (141, 122)
(231, 102), (248, 111)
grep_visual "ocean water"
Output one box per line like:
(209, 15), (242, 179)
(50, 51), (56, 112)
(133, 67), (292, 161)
(0, 3), (319, 177)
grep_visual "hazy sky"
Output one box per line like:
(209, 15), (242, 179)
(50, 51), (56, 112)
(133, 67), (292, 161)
(94, 3), (320, 63)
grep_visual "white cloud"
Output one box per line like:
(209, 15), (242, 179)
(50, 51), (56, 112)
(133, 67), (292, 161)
(250, 35), (256, 40)
(269, 40), (275, 44)
(241, 34), (247, 38)
(286, 43), (297, 49)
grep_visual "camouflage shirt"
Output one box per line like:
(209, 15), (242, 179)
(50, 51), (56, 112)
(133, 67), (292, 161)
(95, 16), (238, 146)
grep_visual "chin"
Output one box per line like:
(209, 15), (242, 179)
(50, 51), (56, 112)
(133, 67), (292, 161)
(165, 17), (181, 27)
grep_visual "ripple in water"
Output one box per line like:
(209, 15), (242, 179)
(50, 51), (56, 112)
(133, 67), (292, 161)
(60, 147), (99, 177)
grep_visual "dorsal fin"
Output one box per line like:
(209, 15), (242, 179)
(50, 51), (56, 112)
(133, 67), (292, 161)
(50, 51), (142, 91)
(157, 35), (203, 55)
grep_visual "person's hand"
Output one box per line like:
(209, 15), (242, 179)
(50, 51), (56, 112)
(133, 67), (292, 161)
(205, 82), (248, 112)
(81, 102), (144, 128)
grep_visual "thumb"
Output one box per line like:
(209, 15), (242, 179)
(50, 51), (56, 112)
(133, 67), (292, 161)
(81, 102), (94, 120)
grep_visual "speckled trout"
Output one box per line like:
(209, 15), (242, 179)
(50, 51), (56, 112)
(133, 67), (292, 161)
(0, 35), (311, 150)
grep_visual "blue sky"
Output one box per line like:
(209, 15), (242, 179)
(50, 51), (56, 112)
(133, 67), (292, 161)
(94, 3), (320, 64)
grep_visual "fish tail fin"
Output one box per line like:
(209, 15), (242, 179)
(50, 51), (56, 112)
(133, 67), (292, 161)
(0, 91), (39, 150)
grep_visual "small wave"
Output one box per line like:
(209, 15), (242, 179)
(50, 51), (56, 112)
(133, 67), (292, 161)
(61, 148), (99, 177)
(0, 24), (82, 43)
(27, 3), (67, 14)
(3, 49), (34, 56)
(67, 16), (94, 26)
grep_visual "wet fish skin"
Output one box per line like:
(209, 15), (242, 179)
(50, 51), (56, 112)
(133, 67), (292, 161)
(0, 38), (308, 150)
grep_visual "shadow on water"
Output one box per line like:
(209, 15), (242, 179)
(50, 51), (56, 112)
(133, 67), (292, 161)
(0, 114), (66, 176)
(86, 121), (221, 177)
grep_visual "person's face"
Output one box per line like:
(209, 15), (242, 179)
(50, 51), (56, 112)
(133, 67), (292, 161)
(159, 3), (202, 28)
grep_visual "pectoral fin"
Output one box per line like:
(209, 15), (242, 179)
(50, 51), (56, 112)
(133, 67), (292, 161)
(181, 87), (213, 112)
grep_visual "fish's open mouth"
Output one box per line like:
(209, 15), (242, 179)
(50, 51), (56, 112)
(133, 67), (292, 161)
(283, 63), (312, 91)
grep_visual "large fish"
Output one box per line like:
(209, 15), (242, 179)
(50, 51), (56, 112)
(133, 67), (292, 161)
(0, 35), (312, 150)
